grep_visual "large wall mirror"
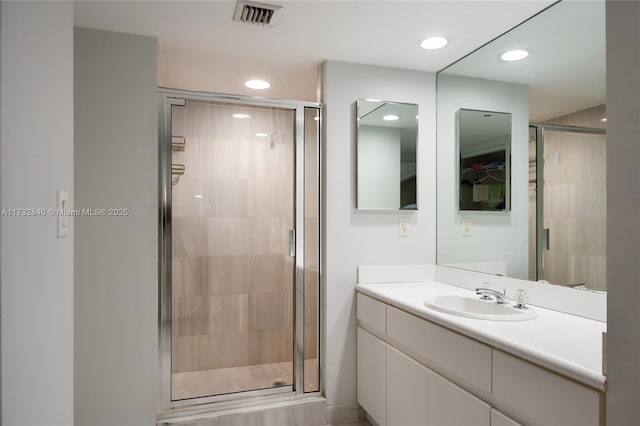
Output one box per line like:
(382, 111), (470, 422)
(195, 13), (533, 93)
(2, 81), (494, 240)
(357, 99), (418, 210)
(437, 0), (606, 291)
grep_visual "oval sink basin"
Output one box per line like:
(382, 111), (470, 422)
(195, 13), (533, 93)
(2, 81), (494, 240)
(423, 295), (536, 321)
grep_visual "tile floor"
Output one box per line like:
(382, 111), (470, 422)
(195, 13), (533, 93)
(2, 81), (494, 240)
(172, 359), (318, 400)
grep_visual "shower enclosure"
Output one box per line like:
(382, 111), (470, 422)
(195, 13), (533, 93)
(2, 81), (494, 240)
(529, 107), (606, 290)
(158, 89), (321, 414)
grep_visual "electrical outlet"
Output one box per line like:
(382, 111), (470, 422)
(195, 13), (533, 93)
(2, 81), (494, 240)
(399, 217), (410, 237)
(462, 219), (471, 237)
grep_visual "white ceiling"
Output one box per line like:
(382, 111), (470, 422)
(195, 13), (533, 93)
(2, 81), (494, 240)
(74, 0), (555, 101)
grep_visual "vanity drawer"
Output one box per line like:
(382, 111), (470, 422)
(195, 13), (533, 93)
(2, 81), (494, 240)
(356, 293), (386, 335)
(386, 306), (492, 392)
(492, 350), (603, 426)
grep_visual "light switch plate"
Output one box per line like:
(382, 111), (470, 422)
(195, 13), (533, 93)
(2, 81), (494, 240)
(57, 190), (68, 238)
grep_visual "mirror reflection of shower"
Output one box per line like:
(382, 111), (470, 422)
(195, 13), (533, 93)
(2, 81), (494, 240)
(529, 104), (607, 291)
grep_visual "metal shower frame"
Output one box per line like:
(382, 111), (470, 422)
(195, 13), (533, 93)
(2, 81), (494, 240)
(157, 88), (323, 419)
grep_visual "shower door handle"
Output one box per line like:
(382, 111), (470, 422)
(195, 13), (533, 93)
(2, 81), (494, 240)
(543, 228), (550, 251)
(289, 229), (295, 257)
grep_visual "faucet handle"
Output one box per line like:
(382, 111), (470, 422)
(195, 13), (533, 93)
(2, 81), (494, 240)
(514, 289), (530, 309)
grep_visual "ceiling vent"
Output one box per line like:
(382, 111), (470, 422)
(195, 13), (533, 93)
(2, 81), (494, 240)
(233, 1), (282, 26)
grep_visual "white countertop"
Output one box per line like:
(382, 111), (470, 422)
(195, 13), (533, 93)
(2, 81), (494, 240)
(356, 281), (607, 391)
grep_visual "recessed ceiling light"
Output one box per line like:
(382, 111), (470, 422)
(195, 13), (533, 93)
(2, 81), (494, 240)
(365, 98), (382, 102)
(232, 113), (251, 119)
(383, 114), (400, 121)
(245, 79), (270, 90)
(420, 36), (448, 50)
(501, 49), (530, 62)
(194, 194), (204, 199)
(256, 132), (269, 137)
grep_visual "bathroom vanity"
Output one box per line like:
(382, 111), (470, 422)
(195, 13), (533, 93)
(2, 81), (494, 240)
(356, 278), (606, 426)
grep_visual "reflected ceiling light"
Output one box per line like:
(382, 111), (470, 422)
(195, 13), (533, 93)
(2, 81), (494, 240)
(194, 194), (204, 199)
(600, 117), (607, 122)
(245, 79), (270, 90)
(416, 115), (419, 120)
(501, 49), (530, 62)
(383, 114), (400, 121)
(420, 36), (448, 50)
(365, 98), (382, 102)
(256, 132), (269, 137)
(232, 113), (251, 119)
(314, 116), (320, 121)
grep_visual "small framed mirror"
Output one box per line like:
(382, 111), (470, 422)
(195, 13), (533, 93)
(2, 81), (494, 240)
(356, 99), (418, 210)
(457, 108), (511, 211)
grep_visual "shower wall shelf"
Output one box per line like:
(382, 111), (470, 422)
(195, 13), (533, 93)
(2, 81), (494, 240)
(171, 135), (185, 185)
(172, 136), (185, 152)
(171, 164), (185, 175)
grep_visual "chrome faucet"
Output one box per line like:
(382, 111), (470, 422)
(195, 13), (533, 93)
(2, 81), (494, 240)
(475, 288), (512, 304)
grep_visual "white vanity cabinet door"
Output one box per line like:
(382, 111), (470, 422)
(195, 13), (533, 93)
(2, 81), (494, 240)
(490, 408), (522, 426)
(427, 371), (491, 426)
(492, 350), (603, 426)
(386, 346), (428, 426)
(386, 306), (492, 392)
(357, 326), (386, 426)
(356, 293), (386, 335)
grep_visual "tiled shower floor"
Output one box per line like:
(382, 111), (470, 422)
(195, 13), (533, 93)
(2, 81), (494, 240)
(172, 359), (318, 400)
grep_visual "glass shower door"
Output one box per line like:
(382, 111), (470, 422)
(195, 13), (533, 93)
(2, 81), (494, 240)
(169, 99), (296, 400)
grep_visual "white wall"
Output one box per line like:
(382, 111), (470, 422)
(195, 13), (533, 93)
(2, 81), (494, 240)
(321, 60), (436, 407)
(606, 0), (640, 423)
(74, 28), (158, 425)
(437, 74), (529, 279)
(0, 2), (74, 424)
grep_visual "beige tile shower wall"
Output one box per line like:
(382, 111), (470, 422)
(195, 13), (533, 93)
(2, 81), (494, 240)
(543, 105), (607, 291)
(171, 101), (296, 374)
